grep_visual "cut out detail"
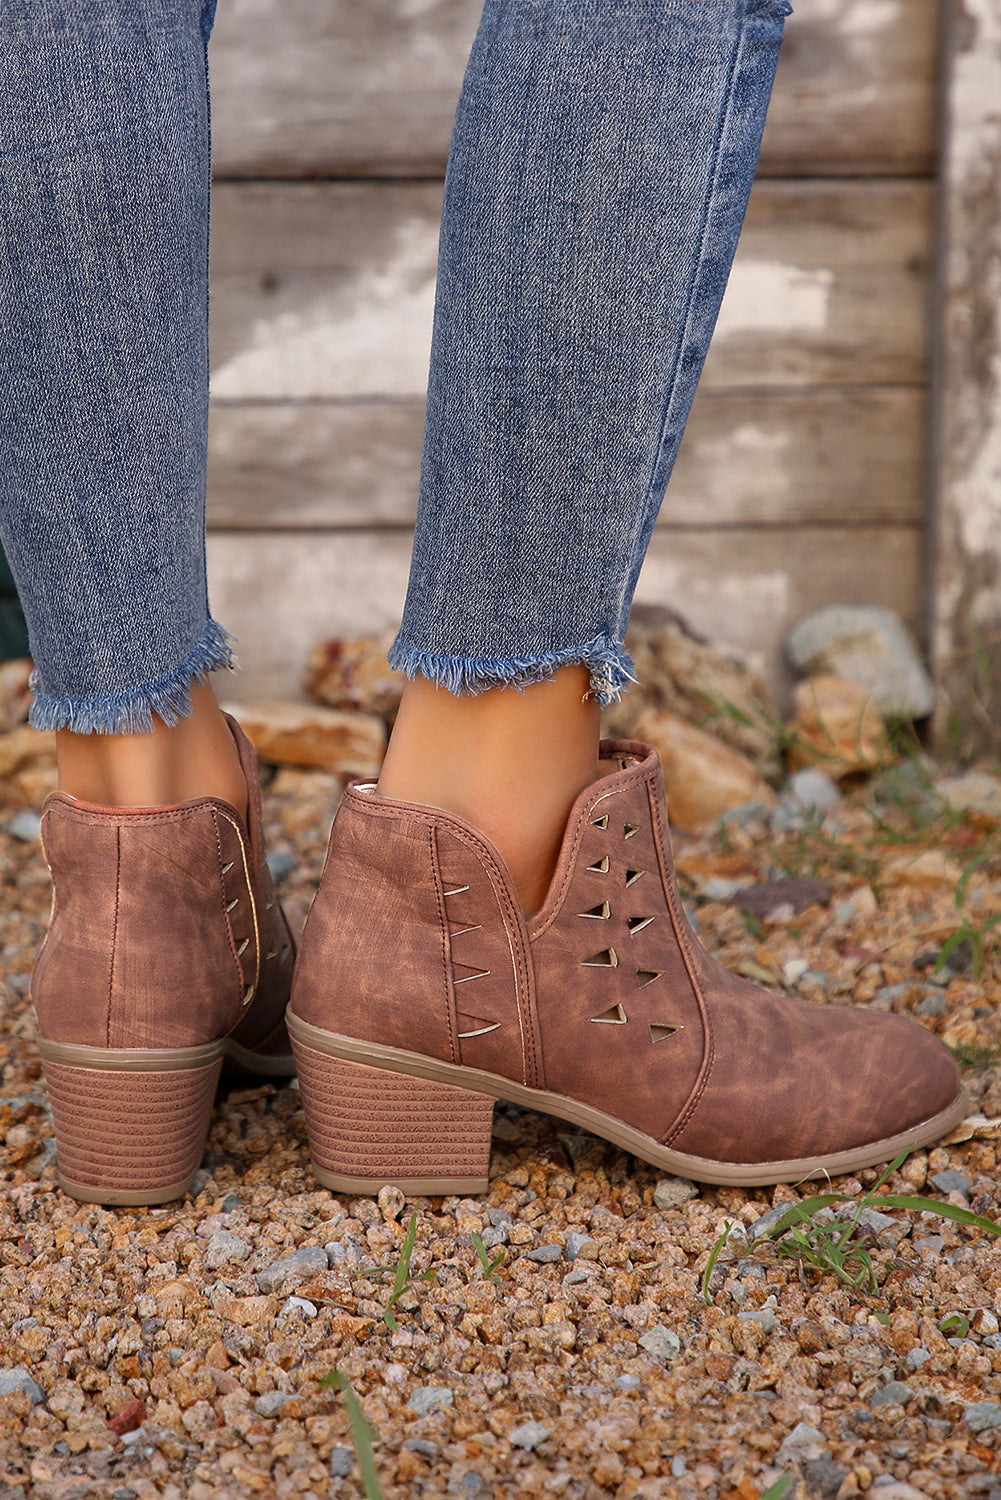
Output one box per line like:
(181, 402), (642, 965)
(591, 814), (609, 829)
(627, 915), (655, 934)
(242, 985), (255, 1006)
(623, 823), (639, 840)
(449, 923), (482, 938)
(649, 1022), (683, 1043)
(579, 902), (611, 920)
(457, 1014), (501, 1039)
(637, 969), (664, 988)
(225, 897), (240, 913)
(453, 964), (491, 985)
(590, 1003), (628, 1024)
(587, 856), (610, 874)
(236, 937), (250, 957)
(443, 884), (470, 897)
(221, 860), (235, 874)
(582, 948), (618, 967)
(625, 868), (645, 887)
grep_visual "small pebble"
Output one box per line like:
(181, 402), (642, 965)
(281, 1296), (317, 1318)
(266, 850), (297, 882)
(700, 876), (744, 902)
(525, 1243), (562, 1263)
(671, 1455), (688, 1477)
(205, 1230), (252, 1268)
(220, 1193), (241, 1212)
(905, 1347), (931, 1370)
(749, 1205), (791, 1239)
(789, 767), (841, 814)
(564, 1231), (597, 1261)
(329, 1446), (354, 1478)
(403, 1439), (438, 1459)
(638, 1326), (681, 1359)
(0, 1367), (44, 1403)
(254, 1391), (292, 1419)
(614, 1374), (640, 1391)
(965, 1402), (1001, 1433)
(870, 1381), (912, 1409)
(915, 990), (947, 1017)
(408, 1386), (454, 1416)
(479, 1225), (508, 1250)
(930, 1168), (971, 1196)
(653, 1176), (699, 1211)
(509, 1420), (550, 1450)
(738, 1306), (777, 1334)
(783, 958), (809, 986)
(257, 1245), (328, 1292)
(4, 810), (41, 842)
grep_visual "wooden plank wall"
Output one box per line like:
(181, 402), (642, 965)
(205, 0), (938, 704)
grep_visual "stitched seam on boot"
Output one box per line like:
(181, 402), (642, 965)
(648, 780), (716, 1148)
(107, 825), (121, 1048)
(429, 824), (460, 1067)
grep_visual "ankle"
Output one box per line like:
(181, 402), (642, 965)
(56, 682), (249, 818)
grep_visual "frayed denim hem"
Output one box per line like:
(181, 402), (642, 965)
(388, 634), (637, 709)
(28, 617), (237, 734)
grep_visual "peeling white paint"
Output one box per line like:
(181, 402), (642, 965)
(714, 262), (834, 339)
(212, 218), (439, 399)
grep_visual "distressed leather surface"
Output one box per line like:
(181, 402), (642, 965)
(32, 720), (294, 1056)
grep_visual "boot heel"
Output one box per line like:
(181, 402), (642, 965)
(38, 1040), (223, 1206)
(291, 1041), (495, 1194)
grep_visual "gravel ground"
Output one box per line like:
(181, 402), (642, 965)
(2, 758), (1001, 1499)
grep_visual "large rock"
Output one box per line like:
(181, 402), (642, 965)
(605, 606), (782, 779)
(304, 630), (403, 720)
(227, 701), (386, 777)
(786, 605), (935, 719)
(787, 674), (894, 779)
(632, 709), (776, 831)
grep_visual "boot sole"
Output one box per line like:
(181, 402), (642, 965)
(38, 1034), (294, 1205)
(287, 1010), (969, 1193)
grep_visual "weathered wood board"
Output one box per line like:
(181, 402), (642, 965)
(209, 0), (938, 180)
(930, 0), (1001, 755)
(208, 180), (933, 396)
(206, 525), (922, 706)
(207, 387), (927, 531)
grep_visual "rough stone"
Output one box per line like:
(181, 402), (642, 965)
(789, 766), (841, 814)
(802, 1457), (848, 1499)
(525, 1243), (562, 1263)
(729, 876), (831, 921)
(403, 1439), (438, 1460)
(225, 699), (385, 777)
(786, 605), (935, 718)
(407, 1386), (454, 1416)
(965, 1402), (1001, 1432)
(905, 1347), (931, 1371)
(936, 770), (1001, 824)
(788, 674), (893, 779)
(653, 1177), (699, 1211)
(256, 1245), (328, 1293)
(870, 1381), (913, 1408)
(638, 1326), (681, 1360)
(304, 630), (404, 719)
(750, 1205), (792, 1239)
(4, 809), (41, 842)
(930, 1168), (972, 1196)
(777, 1422), (829, 1461)
(329, 1446), (354, 1477)
(508, 1420), (551, 1450)
(738, 1306), (777, 1334)
(205, 1230), (252, 1269)
(0, 1367), (44, 1403)
(564, 1232), (597, 1261)
(253, 1391), (292, 1419)
(630, 709), (776, 831)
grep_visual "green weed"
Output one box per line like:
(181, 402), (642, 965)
(471, 1231), (507, 1283)
(701, 1220), (737, 1303)
(357, 1211), (437, 1332)
(935, 851), (1001, 982)
(319, 1367), (383, 1499)
(760, 1477), (795, 1500)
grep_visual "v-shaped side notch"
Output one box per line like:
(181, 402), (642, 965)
(627, 915), (655, 934)
(587, 856), (610, 874)
(623, 823), (639, 840)
(590, 1003), (627, 1024)
(458, 1013), (501, 1038)
(582, 948), (618, 967)
(453, 964), (491, 985)
(578, 902), (611, 920)
(637, 968), (664, 987)
(625, 869), (645, 887)
(649, 1023), (683, 1043)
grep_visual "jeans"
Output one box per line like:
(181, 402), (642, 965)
(0, 0), (789, 733)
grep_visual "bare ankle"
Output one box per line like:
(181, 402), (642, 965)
(56, 681), (248, 818)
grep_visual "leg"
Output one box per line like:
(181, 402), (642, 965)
(380, 0), (789, 909)
(0, 0), (244, 812)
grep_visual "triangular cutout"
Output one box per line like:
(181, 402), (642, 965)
(625, 868), (645, 886)
(649, 1023), (682, 1043)
(627, 915), (655, 934)
(590, 1003), (627, 1025)
(582, 948), (618, 968)
(450, 922), (482, 938)
(443, 884), (470, 898)
(637, 968), (664, 987)
(587, 856), (610, 874)
(578, 902), (611, 920)
(623, 823), (639, 840)
(458, 1013), (501, 1038)
(592, 814), (609, 829)
(453, 964), (491, 985)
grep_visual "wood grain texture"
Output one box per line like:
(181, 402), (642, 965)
(929, 0), (1001, 754)
(206, 526), (922, 707)
(208, 180), (933, 397)
(208, 0), (938, 180)
(207, 388), (927, 530)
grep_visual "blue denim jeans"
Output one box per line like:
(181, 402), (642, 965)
(0, 0), (789, 732)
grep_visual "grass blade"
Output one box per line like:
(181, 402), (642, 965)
(319, 1368), (384, 1499)
(877, 1195), (1001, 1236)
(701, 1221), (735, 1304)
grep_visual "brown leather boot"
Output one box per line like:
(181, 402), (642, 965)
(288, 740), (965, 1195)
(32, 718), (296, 1206)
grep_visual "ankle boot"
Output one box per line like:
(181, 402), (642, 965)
(32, 717), (296, 1205)
(288, 740), (965, 1195)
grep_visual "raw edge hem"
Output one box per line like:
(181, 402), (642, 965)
(388, 634), (637, 708)
(28, 618), (238, 735)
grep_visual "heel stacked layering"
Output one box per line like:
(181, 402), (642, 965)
(289, 740), (966, 1196)
(31, 719), (296, 1206)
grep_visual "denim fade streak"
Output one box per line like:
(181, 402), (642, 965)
(0, 0), (789, 732)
